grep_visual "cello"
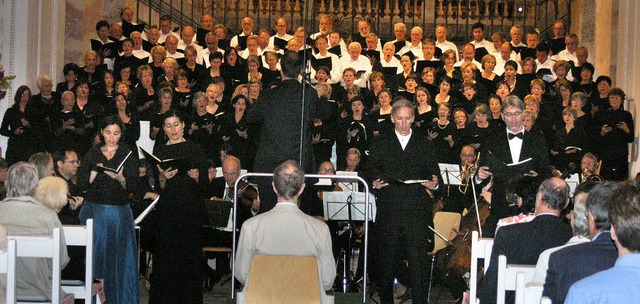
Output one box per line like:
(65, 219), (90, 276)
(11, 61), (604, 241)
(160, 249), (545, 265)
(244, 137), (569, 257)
(434, 153), (491, 279)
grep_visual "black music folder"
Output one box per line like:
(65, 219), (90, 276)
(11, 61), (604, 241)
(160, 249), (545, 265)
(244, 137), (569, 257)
(122, 20), (146, 38)
(196, 27), (210, 47)
(310, 56), (332, 71)
(328, 45), (342, 57)
(139, 146), (190, 172)
(415, 60), (443, 73)
(273, 37), (288, 50)
(96, 151), (133, 173)
(236, 35), (248, 50)
(91, 40), (119, 59)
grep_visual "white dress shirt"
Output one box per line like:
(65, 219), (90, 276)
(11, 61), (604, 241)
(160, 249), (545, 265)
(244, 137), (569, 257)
(507, 127), (525, 164)
(339, 55), (372, 88)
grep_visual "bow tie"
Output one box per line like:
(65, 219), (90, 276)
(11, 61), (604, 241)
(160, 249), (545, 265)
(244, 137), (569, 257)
(508, 132), (524, 140)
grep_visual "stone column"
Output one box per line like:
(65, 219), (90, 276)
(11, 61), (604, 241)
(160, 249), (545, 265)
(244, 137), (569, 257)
(616, 0), (640, 177)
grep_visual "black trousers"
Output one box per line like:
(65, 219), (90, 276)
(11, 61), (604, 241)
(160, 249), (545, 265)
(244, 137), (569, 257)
(376, 208), (434, 304)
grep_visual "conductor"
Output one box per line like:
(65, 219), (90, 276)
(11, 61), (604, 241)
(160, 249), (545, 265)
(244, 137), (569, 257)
(367, 98), (441, 304)
(247, 50), (331, 212)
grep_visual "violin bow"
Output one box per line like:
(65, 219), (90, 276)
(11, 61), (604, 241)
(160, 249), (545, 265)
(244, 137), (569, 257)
(471, 152), (483, 237)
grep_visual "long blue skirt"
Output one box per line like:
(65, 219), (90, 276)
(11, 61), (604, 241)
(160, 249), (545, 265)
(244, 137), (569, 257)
(80, 202), (139, 304)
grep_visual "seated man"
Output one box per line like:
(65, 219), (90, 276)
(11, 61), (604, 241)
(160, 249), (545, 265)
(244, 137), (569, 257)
(478, 177), (573, 304)
(565, 180), (640, 303)
(235, 160), (336, 303)
(543, 182), (619, 303)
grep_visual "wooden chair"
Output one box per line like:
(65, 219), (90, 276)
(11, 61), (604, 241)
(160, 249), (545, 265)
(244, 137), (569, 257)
(0, 239), (17, 304)
(238, 255), (330, 304)
(61, 219), (98, 304)
(427, 212), (462, 301)
(10, 227), (64, 304)
(432, 212), (462, 253)
(469, 230), (494, 304)
(496, 254), (535, 304)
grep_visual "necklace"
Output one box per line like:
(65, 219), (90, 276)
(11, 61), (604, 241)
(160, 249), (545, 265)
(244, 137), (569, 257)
(437, 120), (449, 129)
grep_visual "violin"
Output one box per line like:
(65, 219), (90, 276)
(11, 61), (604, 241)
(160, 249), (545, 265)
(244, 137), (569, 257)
(230, 179), (259, 207)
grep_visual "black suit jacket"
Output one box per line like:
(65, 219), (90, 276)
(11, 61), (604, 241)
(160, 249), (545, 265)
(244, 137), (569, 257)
(247, 79), (331, 174)
(543, 231), (618, 303)
(480, 128), (551, 234)
(478, 214), (572, 304)
(206, 177), (256, 229)
(366, 130), (442, 213)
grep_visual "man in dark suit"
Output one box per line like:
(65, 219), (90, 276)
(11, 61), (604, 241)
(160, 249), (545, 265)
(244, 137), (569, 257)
(203, 156), (259, 289)
(476, 95), (552, 237)
(543, 182), (619, 303)
(478, 177), (572, 304)
(247, 50), (331, 212)
(367, 98), (442, 304)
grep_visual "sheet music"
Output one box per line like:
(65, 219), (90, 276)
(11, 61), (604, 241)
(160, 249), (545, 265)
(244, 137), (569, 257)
(506, 157), (533, 167)
(322, 192), (376, 222)
(566, 173), (580, 197)
(335, 171), (359, 192)
(438, 163), (463, 186)
(134, 196), (161, 225)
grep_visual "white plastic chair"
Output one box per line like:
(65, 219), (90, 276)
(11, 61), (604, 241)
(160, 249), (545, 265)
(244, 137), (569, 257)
(496, 254), (535, 304)
(0, 238), (17, 304)
(540, 296), (552, 304)
(522, 281), (544, 304)
(61, 219), (98, 304)
(11, 227), (63, 304)
(469, 230), (494, 304)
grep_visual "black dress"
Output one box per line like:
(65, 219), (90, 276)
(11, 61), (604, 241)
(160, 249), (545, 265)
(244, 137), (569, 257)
(219, 112), (256, 170)
(426, 120), (456, 164)
(51, 110), (86, 154)
(148, 140), (208, 303)
(0, 107), (37, 165)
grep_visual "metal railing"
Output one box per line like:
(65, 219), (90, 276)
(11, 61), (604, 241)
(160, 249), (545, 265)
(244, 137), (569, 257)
(135, 0), (571, 44)
(231, 173), (373, 303)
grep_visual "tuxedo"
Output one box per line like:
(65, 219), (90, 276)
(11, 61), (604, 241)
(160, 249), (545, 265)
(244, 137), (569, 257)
(367, 130), (442, 304)
(478, 214), (572, 304)
(479, 128), (551, 236)
(543, 231), (618, 303)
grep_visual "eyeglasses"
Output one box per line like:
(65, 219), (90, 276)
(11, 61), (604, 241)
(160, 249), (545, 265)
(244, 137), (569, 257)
(503, 111), (523, 118)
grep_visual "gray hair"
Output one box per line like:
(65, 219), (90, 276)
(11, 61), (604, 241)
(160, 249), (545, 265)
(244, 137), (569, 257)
(33, 176), (69, 213)
(587, 182), (620, 231)
(61, 90), (75, 101)
(273, 160), (305, 201)
(28, 152), (53, 179)
(501, 95), (525, 113)
(571, 192), (589, 237)
(37, 74), (53, 88)
(391, 98), (416, 116)
(6, 162), (40, 197)
(538, 177), (569, 211)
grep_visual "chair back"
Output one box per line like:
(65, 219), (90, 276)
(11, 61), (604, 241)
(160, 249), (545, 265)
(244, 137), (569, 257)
(61, 219), (96, 304)
(469, 230), (494, 303)
(245, 255), (321, 304)
(432, 212), (462, 253)
(522, 281), (544, 304)
(10, 227), (62, 304)
(0, 239), (17, 304)
(496, 254), (535, 304)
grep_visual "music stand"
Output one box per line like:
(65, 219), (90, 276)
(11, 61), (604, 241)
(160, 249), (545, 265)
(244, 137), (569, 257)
(322, 191), (376, 293)
(134, 196), (160, 277)
(566, 173), (580, 197)
(438, 163), (463, 196)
